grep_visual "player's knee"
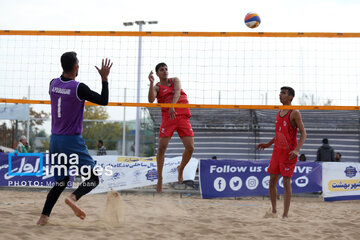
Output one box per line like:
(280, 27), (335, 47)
(185, 145), (194, 153)
(157, 146), (167, 154)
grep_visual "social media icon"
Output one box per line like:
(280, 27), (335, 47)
(214, 177), (226, 192)
(229, 176), (242, 191)
(246, 176), (259, 190)
(295, 176), (308, 187)
(262, 176), (270, 189)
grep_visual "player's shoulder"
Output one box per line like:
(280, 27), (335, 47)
(290, 109), (302, 119)
(171, 77), (180, 82)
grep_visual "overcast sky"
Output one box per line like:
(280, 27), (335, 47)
(1, 0), (360, 32)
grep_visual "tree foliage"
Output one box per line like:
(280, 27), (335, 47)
(82, 106), (125, 150)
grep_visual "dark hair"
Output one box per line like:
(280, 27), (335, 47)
(322, 138), (328, 144)
(281, 86), (295, 97)
(98, 140), (103, 145)
(336, 152), (341, 157)
(155, 62), (167, 73)
(61, 52), (78, 73)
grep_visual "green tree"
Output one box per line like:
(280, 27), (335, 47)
(82, 106), (125, 150)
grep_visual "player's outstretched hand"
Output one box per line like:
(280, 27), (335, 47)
(95, 58), (113, 82)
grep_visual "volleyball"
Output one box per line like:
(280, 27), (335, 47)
(244, 12), (261, 29)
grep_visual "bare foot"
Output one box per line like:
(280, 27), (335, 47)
(36, 214), (49, 226)
(282, 214), (288, 219)
(177, 166), (183, 184)
(65, 197), (86, 220)
(156, 177), (163, 193)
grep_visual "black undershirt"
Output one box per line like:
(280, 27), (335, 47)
(50, 76), (108, 105)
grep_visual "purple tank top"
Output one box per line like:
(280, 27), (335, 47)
(49, 78), (85, 135)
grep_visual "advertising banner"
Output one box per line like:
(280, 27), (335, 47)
(322, 162), (360, 201)
(90, 155), (199, 194)
(1, 153), (198, 193)
(0, 104), (29, 121)
(200, 159), (322, 199)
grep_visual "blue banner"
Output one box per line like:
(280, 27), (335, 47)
(200, 159), (322, 199)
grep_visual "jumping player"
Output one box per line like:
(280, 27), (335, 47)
(257, 86), (306, 218)
(148, 63), (194, 193)
(37, 52), (113, 225)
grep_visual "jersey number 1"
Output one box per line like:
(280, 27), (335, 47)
(57, 97), (61, 118)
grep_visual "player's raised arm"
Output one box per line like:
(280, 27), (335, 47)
(148, 71), (158, 103)
(78, 58), (113, 106)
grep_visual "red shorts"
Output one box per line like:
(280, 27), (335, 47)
(267, 149), (297, 177)
(159, 116), (194, 138)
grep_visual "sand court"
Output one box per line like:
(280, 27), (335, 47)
(1, 189), (360, 240)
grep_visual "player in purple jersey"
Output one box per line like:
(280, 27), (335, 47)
(37, 52), (113, 225)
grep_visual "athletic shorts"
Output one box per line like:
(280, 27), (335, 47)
(267, 149), (297, 178)
(50, 134), (95, 181)
(159, 115), (194, 138)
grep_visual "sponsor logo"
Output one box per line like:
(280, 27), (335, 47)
(345, 166), (357, 178)
(146, 168), (158, 181)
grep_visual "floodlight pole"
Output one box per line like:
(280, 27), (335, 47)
(135, 21), (143, 157)
(123, 20), (158, 157)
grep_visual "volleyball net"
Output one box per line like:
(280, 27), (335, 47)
(1, 30), (360, 109)
(1, 30), (360, 160)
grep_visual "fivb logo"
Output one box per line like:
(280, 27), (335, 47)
(8, 151), (43, 176)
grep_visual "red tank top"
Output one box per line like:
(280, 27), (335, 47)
(273, 110), (298, 152)
(156, 78), (191, 118)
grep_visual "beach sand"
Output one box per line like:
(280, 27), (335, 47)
(1, 189), (360, 240)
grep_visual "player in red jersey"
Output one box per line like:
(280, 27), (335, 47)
(257, 86), (306, 218)
(148, 63), (194, 192)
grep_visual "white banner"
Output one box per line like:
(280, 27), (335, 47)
(322, 162), (360, 201)
(89, 156), (199, 194)
(0, 104), (29, 120)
